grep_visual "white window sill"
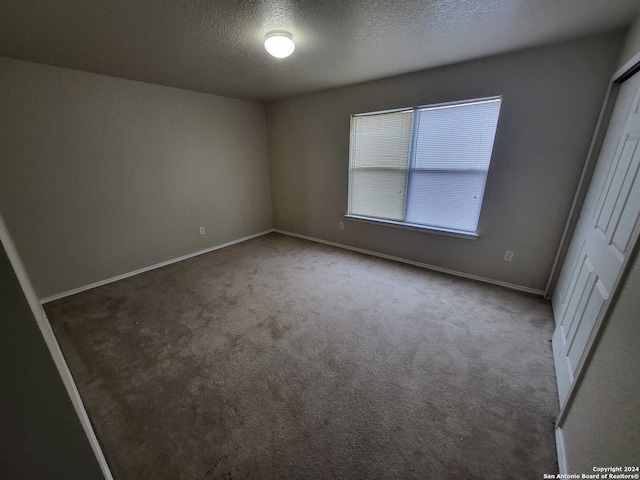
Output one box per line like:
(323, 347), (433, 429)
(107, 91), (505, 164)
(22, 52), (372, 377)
(344, 214), (479, 240)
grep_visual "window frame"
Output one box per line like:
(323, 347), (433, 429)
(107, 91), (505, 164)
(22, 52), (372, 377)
(346, 96), (502, 240)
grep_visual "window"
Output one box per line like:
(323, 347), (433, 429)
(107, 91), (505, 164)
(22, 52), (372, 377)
(347, 97), (502, 236)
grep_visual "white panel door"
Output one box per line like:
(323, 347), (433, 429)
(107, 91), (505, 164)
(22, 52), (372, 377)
(552, 70), (640, 406)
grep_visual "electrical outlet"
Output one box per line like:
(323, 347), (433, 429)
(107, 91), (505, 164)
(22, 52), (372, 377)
(338, 221), (344, 230)
(199, 226), (206, 235)
(504, 250), (515, 262)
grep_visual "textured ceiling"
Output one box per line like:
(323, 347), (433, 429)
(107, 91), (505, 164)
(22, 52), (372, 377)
(0, 0), (638, 101)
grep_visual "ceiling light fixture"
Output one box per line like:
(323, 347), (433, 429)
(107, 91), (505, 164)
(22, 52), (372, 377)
(264, 31), (295, 59)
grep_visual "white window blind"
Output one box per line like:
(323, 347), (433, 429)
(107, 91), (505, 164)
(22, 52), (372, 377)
(349, 110), (414, 221)
(348, 97), (501, 234)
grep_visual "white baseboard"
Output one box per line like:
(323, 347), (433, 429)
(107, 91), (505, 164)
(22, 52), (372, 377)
(42, 227), (544, 303)
(274, 229), (544, 296)
(40, 229), (275, 303)
(555, 426), (568, 475)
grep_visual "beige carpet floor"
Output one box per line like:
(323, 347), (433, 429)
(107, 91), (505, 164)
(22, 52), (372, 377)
(46, 233), (558, 480)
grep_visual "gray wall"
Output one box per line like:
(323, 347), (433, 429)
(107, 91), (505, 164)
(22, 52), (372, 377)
(0, 241), (104, 479)
(266, 31), (624, 292)
(561, 248), (640, 472)
(0, 57), (273, 299)
(560, 25), (640, 474)
(618, 15), (640, 69)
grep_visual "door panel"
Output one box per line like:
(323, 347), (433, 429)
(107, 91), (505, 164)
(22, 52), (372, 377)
(596, 136), (639, 241)
(552, 70), (640, 407)
(559, 253), (593, 338)
(611, 136), (640, 252)
(567, 280), (607, 373)
(552, 106), (629, 320)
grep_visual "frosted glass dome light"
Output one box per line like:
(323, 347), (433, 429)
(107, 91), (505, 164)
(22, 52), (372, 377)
(264, 31), (295, 58)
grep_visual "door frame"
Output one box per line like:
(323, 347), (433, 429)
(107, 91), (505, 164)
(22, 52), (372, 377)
(0, 214), (114, 480)
(546, 51), (640, 427)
